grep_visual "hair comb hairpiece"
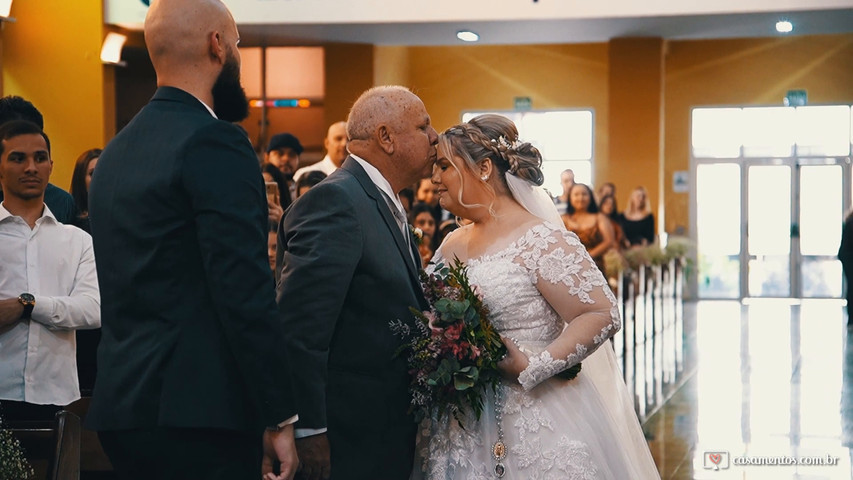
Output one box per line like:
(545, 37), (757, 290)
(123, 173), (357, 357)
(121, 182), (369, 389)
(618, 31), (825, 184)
(489, 136), (521, 173)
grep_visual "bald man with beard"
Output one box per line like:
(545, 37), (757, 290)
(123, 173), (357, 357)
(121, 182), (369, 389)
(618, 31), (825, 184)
(86, 1), (298, 478)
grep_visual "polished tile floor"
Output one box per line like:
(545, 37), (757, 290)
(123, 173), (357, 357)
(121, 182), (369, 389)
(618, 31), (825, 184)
(643, 299), (853, 480)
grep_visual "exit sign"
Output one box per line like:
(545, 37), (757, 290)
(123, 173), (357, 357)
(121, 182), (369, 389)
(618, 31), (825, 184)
(784, 90), (807, 106)
(514, 97), (532, 110)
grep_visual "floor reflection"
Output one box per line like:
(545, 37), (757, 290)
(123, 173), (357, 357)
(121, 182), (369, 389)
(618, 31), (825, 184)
(644, 299), (852, 480)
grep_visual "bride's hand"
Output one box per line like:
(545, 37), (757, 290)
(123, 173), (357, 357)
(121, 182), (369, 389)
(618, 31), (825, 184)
(497, 336), (530, 382)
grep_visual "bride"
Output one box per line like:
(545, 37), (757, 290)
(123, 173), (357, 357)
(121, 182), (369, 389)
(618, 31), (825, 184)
(413, 114), (661, 479)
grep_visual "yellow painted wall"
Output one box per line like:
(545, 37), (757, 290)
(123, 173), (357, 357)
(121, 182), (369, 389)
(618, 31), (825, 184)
(1, 0), (108, 190)
(664, 33), (853, 234)
(608, 38), (664, 231)
(403, 44), (610, 147)
(374, 46), (410, 87)
(324, 43), (374, 128)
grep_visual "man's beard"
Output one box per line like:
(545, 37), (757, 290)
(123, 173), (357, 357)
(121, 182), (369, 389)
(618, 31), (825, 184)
(212, 54), (249, 123)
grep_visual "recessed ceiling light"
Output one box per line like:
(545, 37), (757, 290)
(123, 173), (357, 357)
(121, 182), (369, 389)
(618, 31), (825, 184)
(776, 20), (793, 34)
(456, 30), (479, 42)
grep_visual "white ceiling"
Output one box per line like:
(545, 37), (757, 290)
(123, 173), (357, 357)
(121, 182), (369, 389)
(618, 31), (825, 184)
(235, 8), (853, 47)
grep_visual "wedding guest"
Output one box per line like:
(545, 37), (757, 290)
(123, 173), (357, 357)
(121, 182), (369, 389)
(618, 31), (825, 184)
(0, 95), (77, 225)
(265, 132), (303, 179)
(597, 181), (615, 202)
(438, 218), (459, 240)
(620, 186), (655, 247)
(410, 201), (439, 252)
(69, 147), (103, 395)
(86, 1), (298, 478)
(400, 187), (415, 214)
(562, 183), (615, 273)
(418, 232), (434, 268)
(554, 168), (574, 212)
(295, 170), (327, 198)
(293, 121), (347, 182)
(268, 220), (279, 273)
(70, 148), (101, 233)
(839, 209), (853, 326)
(277, 85), (436, 479)
(0, 121), (100, 421)
(416, 176), (447, 225)
(263, 162), (289, 224)
(599, 193), (624, 253)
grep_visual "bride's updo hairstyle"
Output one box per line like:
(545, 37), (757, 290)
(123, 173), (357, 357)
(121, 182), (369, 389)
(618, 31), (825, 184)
(438, 114), (544, 215)
(440, 114), (544, 185)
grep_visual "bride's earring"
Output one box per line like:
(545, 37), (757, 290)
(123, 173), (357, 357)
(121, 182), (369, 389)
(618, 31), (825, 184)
(481, 175), (489, 181)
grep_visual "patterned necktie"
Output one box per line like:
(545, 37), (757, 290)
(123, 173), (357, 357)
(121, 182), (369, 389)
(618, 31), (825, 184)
(380, 191), (418, 269)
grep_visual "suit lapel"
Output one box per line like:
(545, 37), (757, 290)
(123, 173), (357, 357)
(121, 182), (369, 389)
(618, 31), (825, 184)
(342, 158), (422, 283)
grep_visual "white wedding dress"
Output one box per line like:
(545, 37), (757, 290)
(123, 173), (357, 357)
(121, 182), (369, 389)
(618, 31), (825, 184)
(413, 221), (661, 480)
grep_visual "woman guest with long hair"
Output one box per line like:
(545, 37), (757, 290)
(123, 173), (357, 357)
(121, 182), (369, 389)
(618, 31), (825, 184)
(562, 183), (615, 273)
(70, 148), (102, 233)
(619, 186), (655, 247)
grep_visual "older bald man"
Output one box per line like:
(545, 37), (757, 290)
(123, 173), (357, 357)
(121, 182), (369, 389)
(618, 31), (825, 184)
(86, 1), (298, 478)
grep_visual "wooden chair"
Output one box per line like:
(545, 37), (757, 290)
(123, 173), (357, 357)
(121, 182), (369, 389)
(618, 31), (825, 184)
(7, 410), (81, 480)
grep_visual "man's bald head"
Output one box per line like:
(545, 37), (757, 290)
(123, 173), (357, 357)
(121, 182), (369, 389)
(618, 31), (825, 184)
(144, 0), (236, 76)
(347, 86), (419, 141)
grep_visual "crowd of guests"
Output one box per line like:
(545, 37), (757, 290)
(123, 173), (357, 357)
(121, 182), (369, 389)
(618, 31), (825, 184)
(0, 91), (657, 422)
(395, 165), (658, 275)
(554, 169), (656, 276)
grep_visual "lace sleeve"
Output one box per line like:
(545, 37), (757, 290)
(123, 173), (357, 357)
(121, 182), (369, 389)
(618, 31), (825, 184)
(516, 225), (621, 390)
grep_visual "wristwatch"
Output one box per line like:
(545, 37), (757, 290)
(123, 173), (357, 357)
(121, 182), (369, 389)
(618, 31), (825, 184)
(18, 293), (35, 319)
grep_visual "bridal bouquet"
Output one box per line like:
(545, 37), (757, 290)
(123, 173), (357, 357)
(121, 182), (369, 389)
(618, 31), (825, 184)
(391, 259), (506, 426)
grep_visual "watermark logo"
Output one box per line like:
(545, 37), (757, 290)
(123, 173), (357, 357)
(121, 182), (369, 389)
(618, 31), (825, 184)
(704, 451), (730, 470)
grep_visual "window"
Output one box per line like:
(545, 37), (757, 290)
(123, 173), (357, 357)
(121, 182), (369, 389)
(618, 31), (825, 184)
(461, 110), (594, 198)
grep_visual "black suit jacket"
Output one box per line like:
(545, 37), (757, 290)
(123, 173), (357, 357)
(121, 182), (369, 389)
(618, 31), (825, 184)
(277, 157), (427, 478)
(86, 87), (295, 434)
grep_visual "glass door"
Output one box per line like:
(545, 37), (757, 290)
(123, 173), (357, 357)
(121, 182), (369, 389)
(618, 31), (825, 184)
(692, 105), (852, 299)
(798, 162), (845, 298)
(746, 162), (792, 297)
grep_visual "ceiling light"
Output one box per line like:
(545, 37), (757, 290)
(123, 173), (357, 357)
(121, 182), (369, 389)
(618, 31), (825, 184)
(456, 31), (479, 42)
(100, 32), (128, 66)
(776, 20), (793, 34)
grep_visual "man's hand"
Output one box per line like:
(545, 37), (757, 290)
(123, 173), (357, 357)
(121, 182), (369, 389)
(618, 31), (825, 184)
(0, 298), (24, 335)
(295, 433), (331, 480)
(262, 424), (299, 480)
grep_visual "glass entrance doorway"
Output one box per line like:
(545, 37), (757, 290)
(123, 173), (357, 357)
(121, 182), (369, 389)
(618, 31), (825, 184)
(692, 105), (852, 299)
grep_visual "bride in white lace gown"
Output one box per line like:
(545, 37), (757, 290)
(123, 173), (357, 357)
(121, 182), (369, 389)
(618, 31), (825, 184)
(413, 114), (661, 479)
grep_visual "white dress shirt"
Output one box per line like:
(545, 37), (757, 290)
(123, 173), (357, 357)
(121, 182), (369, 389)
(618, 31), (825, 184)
(0, 203), (101, 405)
(293, 155), (338, 182)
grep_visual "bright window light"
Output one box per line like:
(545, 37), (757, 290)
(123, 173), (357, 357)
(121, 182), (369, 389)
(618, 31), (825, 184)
(776, 21), (793, 34)
(0, 0), (12, 18)
(456, 31), (479, 42)
(100, 32), (127, 65)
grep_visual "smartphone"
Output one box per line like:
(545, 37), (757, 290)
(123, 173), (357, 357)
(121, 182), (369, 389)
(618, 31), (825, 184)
(265, 181), (280, 206)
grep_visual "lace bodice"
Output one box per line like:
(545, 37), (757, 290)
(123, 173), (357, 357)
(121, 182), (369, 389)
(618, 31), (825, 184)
(431, 222), (620, 390)
(417, 223), (653, 480)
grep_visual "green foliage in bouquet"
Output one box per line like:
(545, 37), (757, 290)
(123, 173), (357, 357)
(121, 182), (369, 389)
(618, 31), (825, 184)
(0, 413), (33, 480)
(391, 259), (507, 427)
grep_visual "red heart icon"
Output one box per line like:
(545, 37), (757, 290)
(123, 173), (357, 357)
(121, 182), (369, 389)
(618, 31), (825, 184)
(709, 454), (721, 464)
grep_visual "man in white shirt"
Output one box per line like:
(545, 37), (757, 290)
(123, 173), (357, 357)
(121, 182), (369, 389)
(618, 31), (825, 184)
(293, 121), (347, 182)
(0, 120), (100, 420)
